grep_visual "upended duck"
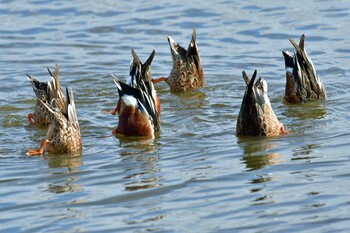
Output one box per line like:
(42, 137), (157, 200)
(236, 70), (287, 137)
(152, 29), (204, 92)
(111, 49), (160, 138)
(26, 87), (82, 156)
(26, 64), (65, 125)
(282, 34), (326, 103)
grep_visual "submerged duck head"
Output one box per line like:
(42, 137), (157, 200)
(236, 70), (286, 137)
(282, 34), (326, 103)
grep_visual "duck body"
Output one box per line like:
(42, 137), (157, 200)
(282, 34), (326, 103)
(153, 29), (204, 92)
(26, 87), (82, 156)
(112, 49), (160, 138)
(27, 64), (65, 125)
(45, 87), (82, 153)
(236, 70), (286, 137)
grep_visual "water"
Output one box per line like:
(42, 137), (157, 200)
(1, 0), (350, 232)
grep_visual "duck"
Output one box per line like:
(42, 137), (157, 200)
(26, 87), (82, 156)
(26, 64), (65, 125)
(282, 34), (326, 103)
(110, 49), (160, 138)
(108, 49), (160, 116)
(152, 29), (204, 92)
(236, 70), (287, 137)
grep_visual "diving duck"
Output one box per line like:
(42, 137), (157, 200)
(109, 49), (160, 116)
(26, 64), (65, 125)
(282, 34), (326, 103)
(152, 29), (204, 92)
(111, 49), (160, 138)
(236, 70), (287, 137)
(26, 87), (82, 156)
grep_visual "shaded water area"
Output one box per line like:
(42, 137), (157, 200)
(1, 0), (350, 232)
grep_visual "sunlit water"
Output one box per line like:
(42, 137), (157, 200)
(1, 0), (350, 232)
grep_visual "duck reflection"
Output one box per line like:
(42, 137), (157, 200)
(238, 137), (282, 171)
(175, 89), (207, 109)
(47, 176), (82, 194)
(47, 153), (82, 170)
(118, 139), (162, 192)
(46, 154), (82, 194)
(283, 100), (327, 120)
(292, 143), (323, 161)
(118, 137), (159, 155)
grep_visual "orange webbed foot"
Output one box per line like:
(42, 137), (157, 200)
(279, 123), (289, 135)
(26, 149), (44, 156)
(27, 113), (35, 124)
(101, 102), (120, 115)
(152, 77), (167, 84)
(101, 110), (118, 115)
(26, 139), (49, 156)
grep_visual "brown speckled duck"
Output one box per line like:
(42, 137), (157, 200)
(26, 64), (65, 125)
(282, 34), (326, 103)
(236, 70), (287, 137)
(152, 29), (204, 92)
(26, 87), (82, 156)
(110, 49), (160, 138)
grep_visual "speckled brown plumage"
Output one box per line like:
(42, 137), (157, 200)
(27, 64), (66, 125)
(26, 86), (82, 156)
(282, 34), (326, 103)
(155, 29), (204, 92)
(236, 70), (286, 137)
(45, 88), (81, 153)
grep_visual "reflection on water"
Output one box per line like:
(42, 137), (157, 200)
(249, 174), (276, 206)
(118, 140), (161, 192)
(118, 137), (159, 155)
(174, 90), (207, 109)
(46, 154), (82, 194)
(47, 176), (82, 194)
(238, 137), (283, 171)
(47, 154), (82, 170)
(292, 143), (323, 161)
(1, 0), (350, 231)
(125, 206), (166, 226)
(283, 100), (327, 120)
(250, 175), (274, 184)
(123, 155), (161, 192)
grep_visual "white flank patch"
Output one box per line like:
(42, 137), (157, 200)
(255, 78), (271, 107)
(122, 94), (137, 107)
(262, 85), (271, 106)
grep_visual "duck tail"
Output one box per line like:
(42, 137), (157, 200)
(47, 64), (65, 110)
(26, 74), (48, 99)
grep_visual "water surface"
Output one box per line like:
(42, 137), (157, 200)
(1, 0), (350, 232)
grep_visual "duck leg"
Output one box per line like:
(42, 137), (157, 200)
(27, 113), (35, 124)
(101, 105), (119, 115)
(152, 77), (167, 84)
(279, 123), (288, 135)
(101, 100), (120, 115)
(26, 139), (49, 156)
